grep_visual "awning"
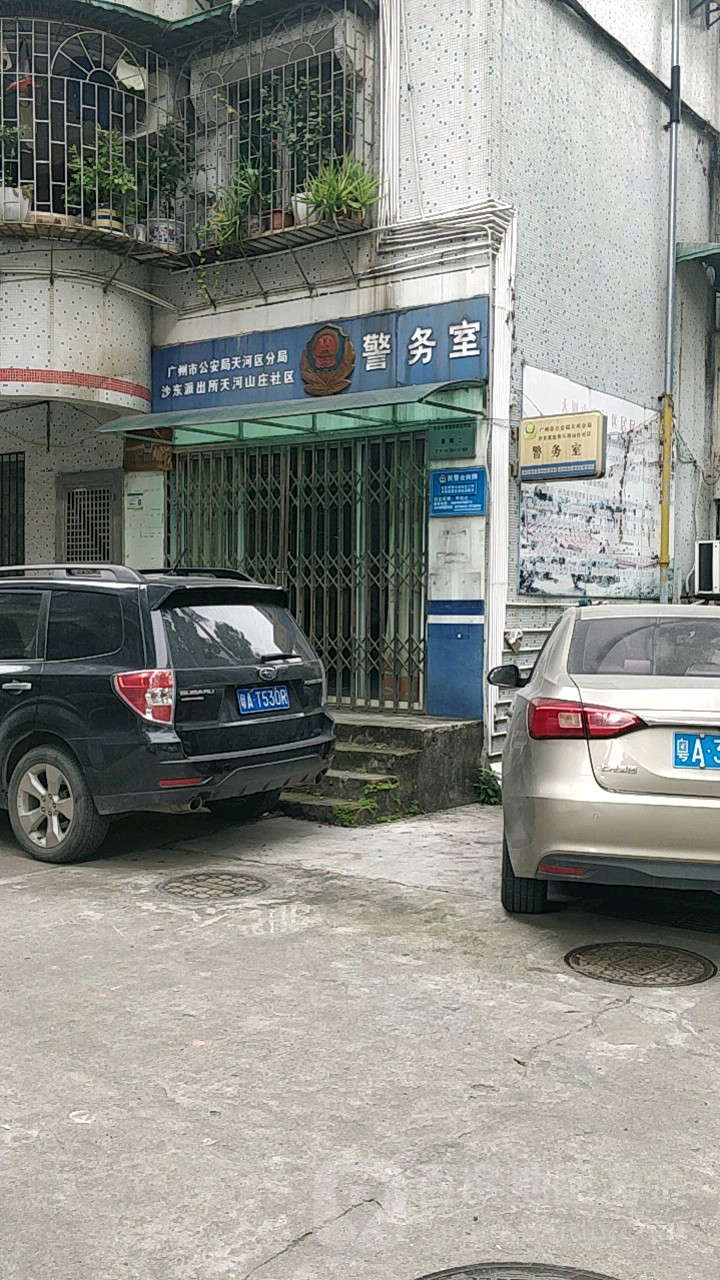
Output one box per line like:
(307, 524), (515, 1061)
(96, 382), (487, 446)
(677, 242), (720, 285)
(3, 0), (373, 50)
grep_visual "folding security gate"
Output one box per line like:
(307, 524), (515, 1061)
(169, 433), (428, 710)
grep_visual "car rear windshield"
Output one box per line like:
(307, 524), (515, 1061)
(569, 616), (720, 678)
(161, 599), (315, 669)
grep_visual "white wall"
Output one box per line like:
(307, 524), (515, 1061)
(490, 0), (715, 601)
(580, 0), (720, 132)
(0, 403), (123, 562)
(0, 247), (152, 415)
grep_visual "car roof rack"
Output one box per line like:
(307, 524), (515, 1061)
(0, 563), (143, 582)
(137, 567), (254, 582)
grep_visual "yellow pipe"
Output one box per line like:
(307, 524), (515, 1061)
(659, 391), (674, 604)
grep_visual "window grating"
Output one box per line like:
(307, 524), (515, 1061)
(64, 484), (112, 562)
(0, 452), (25, 565)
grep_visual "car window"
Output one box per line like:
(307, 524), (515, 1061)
(568, 616), (720, 677)
(162, 600), (314, 668)
(0, 592), (43, 659)
(46, 590), (123, 661)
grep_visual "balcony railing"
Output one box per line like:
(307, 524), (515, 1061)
(0, 3), (376, 259)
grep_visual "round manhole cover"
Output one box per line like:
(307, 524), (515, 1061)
(565, 940), (716, 987)
(415, 1267), (620, 1279)
(161, 871), (267, 901)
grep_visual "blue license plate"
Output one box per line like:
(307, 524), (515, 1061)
(238, 685), (291, 715)
(673, 732), (720, 770)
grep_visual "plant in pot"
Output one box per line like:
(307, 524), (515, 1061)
(143, 126), (192, 252)
(196, 162), (262, 301)
(305, 155), (379, 228)
(67, 128), (137, 232)
(260, 76), (352, 227)
(0, 123), (32, 223)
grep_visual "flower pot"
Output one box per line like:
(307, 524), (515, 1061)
(91, 204), (123, 233)
(291, 194), (321, 226)
(148, 217), (185, 252)
(0, 187), (30, 223)
(264, 209), (294, 232)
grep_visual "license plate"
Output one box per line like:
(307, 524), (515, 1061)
(238, 685), (290, 715)
(673, 732), (720, 770)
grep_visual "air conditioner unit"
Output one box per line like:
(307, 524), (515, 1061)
(695, 540), (720, 595)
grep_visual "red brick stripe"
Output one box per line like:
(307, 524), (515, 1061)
(0, 367), (151, 403)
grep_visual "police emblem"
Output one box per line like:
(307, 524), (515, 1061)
(300, 324), (355, 397)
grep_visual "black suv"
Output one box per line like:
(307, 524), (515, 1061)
(0, 564), (334, 864)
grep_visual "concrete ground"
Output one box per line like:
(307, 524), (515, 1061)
(1, 803), (719, 1280)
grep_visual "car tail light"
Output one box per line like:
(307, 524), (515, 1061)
(113, 669), (175, 723)
(528, 698), (644, 740)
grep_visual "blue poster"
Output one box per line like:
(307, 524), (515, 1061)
(152, 297), (489, 413)
(429, 467), (487, 517)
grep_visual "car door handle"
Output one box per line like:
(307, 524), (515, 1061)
(2, 681), (32, 694)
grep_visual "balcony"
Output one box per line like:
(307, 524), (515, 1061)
(0, 4), (377, 271)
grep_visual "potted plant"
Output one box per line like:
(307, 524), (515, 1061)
(67, 128), (137, 233)
(305, 155), (379, 228)
(0, 123), (32, 223)
(291, 191), (321, 226)
(196, 162), (262, 302)
(260, 77), (350, 228)
(145, 126), (192, 252)
(202, 162), (262, 247)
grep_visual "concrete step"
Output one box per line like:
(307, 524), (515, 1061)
(277, 791), (384, 827)
(333, 712), (472, 751)
(320, 768), (400, 803)
(332, 740), (420, 782)
(282, 712), (483, 824)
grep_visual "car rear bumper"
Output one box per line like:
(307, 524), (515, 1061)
(535, 854), (720, 892)
(505, 787), (720, 882)
(92, 723), (335, 815)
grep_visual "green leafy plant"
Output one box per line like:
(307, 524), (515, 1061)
(67, 128), (137, 219)
(0, 123), (23, 187)
(474, 767), (502, 806)
(196, 162), (262, 302)
(203, 163), (262, 247)
(141, 125), (194, 218)
(305, 156), (379, 227)
(260, 76), (352, 188)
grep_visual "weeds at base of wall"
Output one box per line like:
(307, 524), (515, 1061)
(474, 767), (502, 806)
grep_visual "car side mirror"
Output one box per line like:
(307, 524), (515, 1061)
(488, 663), (526, 688)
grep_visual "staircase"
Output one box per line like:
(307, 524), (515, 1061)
(279, 712), (484, 826)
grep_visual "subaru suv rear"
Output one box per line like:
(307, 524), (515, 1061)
(0, 564), (334, 863)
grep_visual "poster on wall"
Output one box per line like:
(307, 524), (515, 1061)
(519, 367), (661, 599)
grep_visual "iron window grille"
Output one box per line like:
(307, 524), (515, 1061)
(0, 4), (375, 252)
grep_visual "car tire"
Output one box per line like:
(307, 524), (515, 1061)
(501, 836), (550, 914)
(8, 746), (110, 865)
(207, 789), (282, 822)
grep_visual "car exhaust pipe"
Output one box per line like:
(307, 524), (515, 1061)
(158, 795), (205, 814)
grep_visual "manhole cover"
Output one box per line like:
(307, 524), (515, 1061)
(564, 940), (716, 987)
(161, 871), (267, 901)
(415, 1267), (620, 1279)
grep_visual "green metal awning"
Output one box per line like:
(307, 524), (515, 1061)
(677, 242), (720, 285)
(97, 383), (487, 446)
(0, 0), (373, 49)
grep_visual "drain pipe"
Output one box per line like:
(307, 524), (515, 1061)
(485, 212), (518, 761)
(659, 0), (681, 604)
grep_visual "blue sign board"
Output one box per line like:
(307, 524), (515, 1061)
(429, 467), (487, 517)
(152, 297), (489, 414)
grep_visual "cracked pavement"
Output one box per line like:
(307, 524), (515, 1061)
(1, 802), (720, 1280)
